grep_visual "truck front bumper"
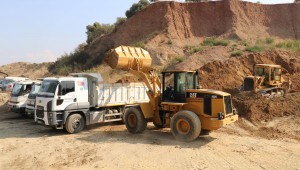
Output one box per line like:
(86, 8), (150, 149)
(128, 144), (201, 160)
(25, 107), (35, 117)
(7, 103), (25, 114)
(35, 111), (64, 128)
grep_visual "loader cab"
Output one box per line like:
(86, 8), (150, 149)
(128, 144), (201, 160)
(161, 71), (198, 103)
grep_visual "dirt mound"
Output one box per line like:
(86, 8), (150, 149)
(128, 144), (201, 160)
(233, 92), (300, 121)
(197, 50), (300, 129)
(0, 62), (50, 79)
(0, 93), (10, 105)
(86, 0), (300, 63)
(198, 50), (300, 92)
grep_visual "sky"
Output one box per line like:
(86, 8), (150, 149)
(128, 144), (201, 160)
(0, 0), (294, 66)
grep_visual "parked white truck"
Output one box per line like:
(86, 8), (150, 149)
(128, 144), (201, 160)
(34, 73), (149, 133)
(7, 80), (36, 114)
(25, 81), (42, 117)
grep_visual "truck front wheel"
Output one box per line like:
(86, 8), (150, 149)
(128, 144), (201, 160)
(171, 110), (201, 142)
(124, 107), (147, 134)
(65, 114), (85, 134)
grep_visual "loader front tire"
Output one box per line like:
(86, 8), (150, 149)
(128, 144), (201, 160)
(65, 114), (85, 134)
(124, 107), (147, 134)
(171, 110), (201, 142)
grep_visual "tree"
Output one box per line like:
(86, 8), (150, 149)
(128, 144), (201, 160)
(86, 22), (114, 44)
(125, 0), (150, 18)
(295, 0), (300, 3)
(114, 17), (127, 27)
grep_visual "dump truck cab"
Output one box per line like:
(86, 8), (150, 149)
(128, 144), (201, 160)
(25, 81), (42, 117)
(7, 80), (36, 114)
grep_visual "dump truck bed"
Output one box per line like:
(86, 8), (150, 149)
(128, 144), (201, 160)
(97, 82), (149, 107)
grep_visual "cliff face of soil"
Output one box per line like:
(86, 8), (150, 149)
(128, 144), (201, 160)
(86, 0), (300, 62)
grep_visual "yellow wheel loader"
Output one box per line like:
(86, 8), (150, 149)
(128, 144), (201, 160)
(242, 64), (290, 97)
(105, 46), (238, 142)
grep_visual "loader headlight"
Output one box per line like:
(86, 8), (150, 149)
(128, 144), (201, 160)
(218, 112), (225, 120)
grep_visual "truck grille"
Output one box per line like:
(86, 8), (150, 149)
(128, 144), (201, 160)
(36, 106), (44, 118)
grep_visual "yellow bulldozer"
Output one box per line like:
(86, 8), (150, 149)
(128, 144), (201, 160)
(105, 46), (238, 142)
(242, 64), (290, 97)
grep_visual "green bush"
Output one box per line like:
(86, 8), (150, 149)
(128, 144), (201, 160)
(190, 47), (204, 54)
(202, 37), (229, 46)
(230, 50), (243, 57)
(174, 56), (184, 63)
(265, 37), (275, 44)
(245, 45), (264, 53)
(48, 45), (94, 75)
(125, 0), (150, 18)
(133, 41), (145, 48)
(86, 22), (114, 44)
(275, 40), (300, 51)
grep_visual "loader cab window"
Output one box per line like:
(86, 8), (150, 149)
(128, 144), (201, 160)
(60, 81), (75, 95)
(162, 72), (197, 103)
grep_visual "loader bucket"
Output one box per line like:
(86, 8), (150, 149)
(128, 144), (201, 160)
(105, 46), (152, 71)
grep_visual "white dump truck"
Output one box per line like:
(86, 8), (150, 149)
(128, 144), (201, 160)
(25, 81), (42, 117)
(34, 73), (149, 133)
(7, 80), (37, 114)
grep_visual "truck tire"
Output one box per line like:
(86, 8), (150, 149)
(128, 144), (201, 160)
(124, 107), (147, 134)
(65, 114), (85, 134)
(171, 110), (201, 142)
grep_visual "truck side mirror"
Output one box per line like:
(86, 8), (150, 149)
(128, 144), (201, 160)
(58, 84), (62, 96)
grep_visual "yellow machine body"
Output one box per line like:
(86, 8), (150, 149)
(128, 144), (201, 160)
(243, 64), (286, 94)
(105, 46), (238, 135)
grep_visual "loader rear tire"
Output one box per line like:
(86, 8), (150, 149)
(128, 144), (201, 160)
(124, 107), (147, 134)
(171, 110), (201, 142)
(65, 114), (85, 134)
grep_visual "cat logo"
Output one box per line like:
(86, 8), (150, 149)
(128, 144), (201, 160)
(190, 93), (197, 98)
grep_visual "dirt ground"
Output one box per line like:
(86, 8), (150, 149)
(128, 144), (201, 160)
(0, 94), (300, 170)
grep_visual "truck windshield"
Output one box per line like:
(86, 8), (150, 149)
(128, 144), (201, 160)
(29, 84), (41, 98)
(40, 81), (58, 94)
(11, 84), (23, 96)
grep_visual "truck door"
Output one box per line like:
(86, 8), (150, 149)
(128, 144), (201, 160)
(56, 81), (76, 110)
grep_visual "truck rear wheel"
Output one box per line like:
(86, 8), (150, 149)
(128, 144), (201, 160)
(65, 114), (85, 134)
(171, 110), (201, 142)
(124, 107), (147, 134)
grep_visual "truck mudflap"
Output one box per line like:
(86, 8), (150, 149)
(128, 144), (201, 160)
(209, 114), (238, 130)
